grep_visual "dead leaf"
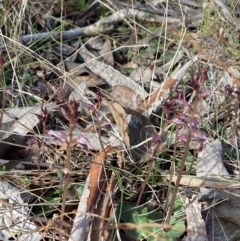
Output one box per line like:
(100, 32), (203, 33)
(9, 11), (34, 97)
(166, 176), (240, 189)
(86, 37), (103, 50)
(108, 101), (157, 161)
(91, 171), (118, 241)
(125, 108), (157, 161)
(65, 62), (90, 74)
(78, 43), (148, 100)
(108, 102), (130, 147)
(110, 85), (143, 109)
(130, 66), (155, 83)
(0, 103), (55, 140)
(69, 146), (118, 241)
(185, 196), (207, 241)
(156, 50), (184, 74)
(135, 56), (198, 115)
(208, 188), (240, 228)
(99, 39), (114, 66)
(64, 62), (106, 95)
(71, 75), (105, 87)
(120, 61), (138, 69)
(52, 41), (80, 56)
(197, 140), (229, 177)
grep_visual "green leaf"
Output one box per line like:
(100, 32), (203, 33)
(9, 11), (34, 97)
(76, 184), (85, 197)
(120, 202), (185, 241)
(162, 218), (186, 241)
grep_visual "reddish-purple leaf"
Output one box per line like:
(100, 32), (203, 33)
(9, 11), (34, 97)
(174, 98), (189, 107)
(26, 137), (39, 147)
(151, 134), (161, 147)
(5, 88), (13, 97)
(61, 100), (79, 125)
(233, 87), (240, 96)
(0, 55), (5, 67)
(171, 118), (186, 125)
(189, 117), (199, 130)
(24, 137), (40, 154)
(177, 113), (188, 121)
(177, 134), (188, 144)
(34, 113), (44, 121)
(47, 130), (67, 144)
(97, 88), (102, 106)
(201, 90), (211, 97)
(224, 84), (232, 93)
(191, 73), (200, 92)
(50, 84), (58, 94)
(74, 135), (89, 155)
(191, 130), (208, 141)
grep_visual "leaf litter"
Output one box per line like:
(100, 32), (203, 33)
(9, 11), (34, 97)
(0, 0), (240, 240)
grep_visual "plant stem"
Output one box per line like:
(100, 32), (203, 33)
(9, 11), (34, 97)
(59, 125), (73, 241)
(165, 94), (200, 230)
(164, 128), (191, 231)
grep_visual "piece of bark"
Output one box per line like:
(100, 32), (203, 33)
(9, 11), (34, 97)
(135, 56), (198, 115)
(166, 175), (240, 189)
(90, 171), (118, 241)
(78, 43), (148, 100)
(196, 140), (229, 177)
(69, 146), (118, 241)
(110, 85), (142, 109)
(184, 196), (207, 241)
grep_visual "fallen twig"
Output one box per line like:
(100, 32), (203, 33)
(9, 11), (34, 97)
(0, 8), (180, 50)
(166, 175), (240, 189)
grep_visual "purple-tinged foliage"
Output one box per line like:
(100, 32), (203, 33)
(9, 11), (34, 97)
(24, 137), (41, 155)
(201, 90), (212, 97)
(171, 117), (186, 126)
(191, 66), (209, 92)
(0, 55), (4, 68)
(26, 137), (39, 147)
(61, 100), (79, 126)
(47, 129), (89, 155)
(224, 85), (240, 97)
(162, 99), (176, 114)
(174, 98), (189, 107)
(151, 134), (161, 147)
(177, 129), (208, 150)
(164, 93), (192, 117)
(191, 129), (208, 141)
(177, 113), (188, 121)
(173, 114), (207, 150)
(170, 113), (189, 126)
(177, 134), (188, 145)
(224, 84), (233, 93)
(191, 130), (208, 150)
(84, 102), (96, 112)
(34, 107), (48, 122)
(188, 117), (199, 130)
(233, 87), (240, 96)
(47, 130), (68, 144)
(97, 88), (102, 107)
(73, 135), (89, 155)
(5, 87), (14, 97)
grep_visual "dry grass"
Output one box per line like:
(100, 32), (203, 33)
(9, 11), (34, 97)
(0, 0), (240, 240)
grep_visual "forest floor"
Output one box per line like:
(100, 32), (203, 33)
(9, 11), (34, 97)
(0, 0), (240, 241)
